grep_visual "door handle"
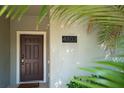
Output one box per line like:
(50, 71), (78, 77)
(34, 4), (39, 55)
(21, 58), (25, 65)
(21, 58), (24, 63)
(21, 54), (25, 64)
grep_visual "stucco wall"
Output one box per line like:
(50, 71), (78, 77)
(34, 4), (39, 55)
(50, 20), (105, 87)
(10, 15), (49, 86)
(0, 16), (10, 87)
(10, 13), (105, 88)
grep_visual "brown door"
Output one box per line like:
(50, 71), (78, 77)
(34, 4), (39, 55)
(20, 34), (44, 82)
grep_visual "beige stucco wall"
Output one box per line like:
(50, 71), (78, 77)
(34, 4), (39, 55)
(10, 15), (50, 86)
(50, 20), (106, 87)
(0, 16), (10, 87)
(9, 9), (105, 88)
(0, 5), (107, 88)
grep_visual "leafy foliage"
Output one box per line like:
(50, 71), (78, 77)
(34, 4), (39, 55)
(67, 34), (124, 88)
(37, 5), (48, 24)
(51, 5), (124, 51)
(0, 5), (49, 24)
(67, 60), (124, 88)
(0, 5), (124, 50)
(0, 5), (124, 88)
(51, 6), (124, 88)
(0, 5), (30, 20)
(67, 76), (87, 88)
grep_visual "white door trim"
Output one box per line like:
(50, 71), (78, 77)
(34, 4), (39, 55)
(16, 31), (47, 84)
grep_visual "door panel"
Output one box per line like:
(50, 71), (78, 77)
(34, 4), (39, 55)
(20, 35), (44, 82)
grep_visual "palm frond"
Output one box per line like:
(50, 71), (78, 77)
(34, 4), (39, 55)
(68, 32), (124, 87)
(51, 5), (124, 51)
(72, 78), (105, 88)
(6, 5), (16, 18)
(37, 5), (48, 24)
(0, 5), (9, 16)
(0, 5), (29, 20)
(96, 61), (124, 71)
(51, 5), (124, 25)
(75, 76), (124, 88)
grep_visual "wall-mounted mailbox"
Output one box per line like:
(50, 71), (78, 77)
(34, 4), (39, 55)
(62, 36), (77, 43)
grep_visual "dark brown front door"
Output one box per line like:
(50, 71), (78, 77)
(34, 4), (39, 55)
(20, 34), (44, 82)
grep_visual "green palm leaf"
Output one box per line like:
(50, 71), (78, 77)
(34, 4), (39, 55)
(17, 6), (29, 21)
(0, 5), (29, 20)
(37, 5), (48, 24)
(80, 67), (124, 84)
(72, 79), (105, 88)
(0, 5), (8, 16)
(11, 6), (29, 20)
(6, 5), (16, 18)
(96, 61), (124, 71)
(77, 76), (124, 88)
(51, 5), (124, 50)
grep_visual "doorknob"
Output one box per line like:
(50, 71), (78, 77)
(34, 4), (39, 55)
(21, 58), (25, 65)
(21, 54), (25, 64)
(21, 58), (25, 63)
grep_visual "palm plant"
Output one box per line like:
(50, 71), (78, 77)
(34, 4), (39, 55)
(0, 5), (48, 24)
(0, 5), (124, 87)
(51, 5), (124, 52)
(51, 5), (124, 88)
(0, 6), (124, 48)
(67, 33), (124, 88)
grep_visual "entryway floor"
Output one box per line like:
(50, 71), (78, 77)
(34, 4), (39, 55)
(8, 83), (49, 88)
(18, 83), (39, 88)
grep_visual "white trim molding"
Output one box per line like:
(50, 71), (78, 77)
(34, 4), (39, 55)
(16, 31), (47, 84)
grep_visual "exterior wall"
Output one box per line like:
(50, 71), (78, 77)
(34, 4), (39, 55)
(0, 16), (10, 87)
(10, 15), (49, 86)
(9, 10), (105, 88)
(0, 6), (107, 88)
(50, 20), (106, 87)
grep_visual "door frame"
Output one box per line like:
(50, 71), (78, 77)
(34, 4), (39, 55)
(16, 31), (47, 84)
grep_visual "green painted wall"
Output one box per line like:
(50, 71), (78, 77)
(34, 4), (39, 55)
(0, 16), (10, 87)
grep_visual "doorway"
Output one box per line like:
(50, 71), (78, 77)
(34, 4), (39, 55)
(16, 31), (46, 84)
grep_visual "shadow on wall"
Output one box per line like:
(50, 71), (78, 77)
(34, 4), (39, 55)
(0, 16), (10, 87)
